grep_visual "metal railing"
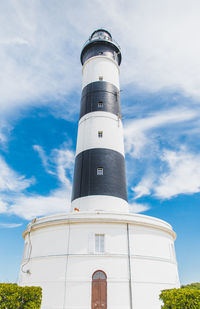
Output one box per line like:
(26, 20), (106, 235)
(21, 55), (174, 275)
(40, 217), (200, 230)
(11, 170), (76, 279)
(82, 35), (121, 50)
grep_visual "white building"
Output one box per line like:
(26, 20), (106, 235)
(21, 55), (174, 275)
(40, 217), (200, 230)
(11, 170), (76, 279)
(19, 29), (180, 309)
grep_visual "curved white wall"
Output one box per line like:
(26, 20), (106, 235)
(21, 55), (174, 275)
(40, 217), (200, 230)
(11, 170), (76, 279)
(71, 195), (129, 213)
(82, 56), (120, 89)
(76, 112), (125, 156)
(19, 213), (180, 309)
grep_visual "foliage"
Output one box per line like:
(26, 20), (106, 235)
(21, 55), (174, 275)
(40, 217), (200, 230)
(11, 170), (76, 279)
(160, 288), (200, 309)
(181, 283), (200, 291)
(0, 283), (42, 308)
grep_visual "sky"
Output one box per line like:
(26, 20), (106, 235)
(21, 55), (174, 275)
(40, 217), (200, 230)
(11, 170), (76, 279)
(0, 0), (200, 285)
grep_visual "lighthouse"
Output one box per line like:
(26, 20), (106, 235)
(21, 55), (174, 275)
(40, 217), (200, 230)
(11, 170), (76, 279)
(19, 29), (180, 309)
(72, 29), (128, 213)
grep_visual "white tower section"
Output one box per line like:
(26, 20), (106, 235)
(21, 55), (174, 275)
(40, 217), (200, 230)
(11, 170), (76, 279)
(82, 56), (120, 89)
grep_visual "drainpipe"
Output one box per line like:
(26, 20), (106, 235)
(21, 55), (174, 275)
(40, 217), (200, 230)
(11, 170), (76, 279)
(127, 223), (133, 309)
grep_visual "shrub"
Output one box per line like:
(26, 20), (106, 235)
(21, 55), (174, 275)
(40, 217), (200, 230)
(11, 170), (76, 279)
(160, 288), (200, 309)
(181, 283), (200, 291)
(0, 283), (42, 308)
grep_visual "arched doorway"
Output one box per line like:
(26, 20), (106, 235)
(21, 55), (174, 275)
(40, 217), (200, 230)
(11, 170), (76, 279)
(91, 270), (107, 309)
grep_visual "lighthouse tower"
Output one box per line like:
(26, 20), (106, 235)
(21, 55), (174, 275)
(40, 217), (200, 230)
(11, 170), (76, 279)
(19, 30), (180, 309)
(72, 29), (128, 213)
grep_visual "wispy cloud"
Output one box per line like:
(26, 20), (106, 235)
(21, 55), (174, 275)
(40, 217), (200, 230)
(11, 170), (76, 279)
(132, 176), (154, 200)
(33, 144), (74, 183)
(0, 0), (81, 115)
(129, 202), (150, 213)
(0, 0), (200, 151)
(124, 108), (197, 158)
(0, 0), (200, 217)
(0, 146), (74, 220)
(1, 0), (200, 118)
(55, 148), (74, 185)
(0, 223), (22, 229)
(9, 188), (71, 220)
(155, 148), (200, 199)
(33, 145), (55, 175)
(0, 156), (34, 192)
(0, 201), (8, 213)
(131, 147), (200, 200)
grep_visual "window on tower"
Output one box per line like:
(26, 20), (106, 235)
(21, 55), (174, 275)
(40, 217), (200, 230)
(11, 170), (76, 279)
(97, 167), (103, 175)
(95, 234), (104, 253)
(99, 76), (103, 81)
(98, 101), (103, 108)
(98, 131), (103, 138)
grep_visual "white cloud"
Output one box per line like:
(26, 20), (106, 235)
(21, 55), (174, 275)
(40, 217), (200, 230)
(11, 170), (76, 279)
(0, 156), (34, 192)
(0, 201), (8, 213)
(33, 145), (55, 175)
(1, 0), (200, 117)
(155, 149), (200, 198)
(117, 0), (200, 98)
(33, 144), (75, 183)
(132, 176), (154, 200)
(9, 146), (74, 220)
(1, 0), (200, 216)
(124, 108), (197, 158)
(129, 202), (150, 213)
(0, 223), (22, 228)
(0, 0), (200, 147)
(55, 148), (74, 185)
(0, 146), (74, 220)
(9, 188), (71, 220)
(0, 0), (81, 115)
(131, 147), (200, 200)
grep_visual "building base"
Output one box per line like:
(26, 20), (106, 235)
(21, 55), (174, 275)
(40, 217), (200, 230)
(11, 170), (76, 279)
(18, 211), (180, 309)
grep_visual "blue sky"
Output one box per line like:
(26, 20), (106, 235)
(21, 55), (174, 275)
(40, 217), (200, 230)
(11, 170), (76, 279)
(0, 0), (200, 284)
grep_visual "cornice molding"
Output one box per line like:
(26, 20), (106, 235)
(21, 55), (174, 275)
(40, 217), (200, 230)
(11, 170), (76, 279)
(23, 212), (176, 239)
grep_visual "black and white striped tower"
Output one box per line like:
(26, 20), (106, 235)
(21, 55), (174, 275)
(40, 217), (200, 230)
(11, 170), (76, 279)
(71, 29), (129, 213)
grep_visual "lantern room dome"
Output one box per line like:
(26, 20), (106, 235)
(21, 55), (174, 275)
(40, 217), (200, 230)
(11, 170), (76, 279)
(80, 29), (122, 66)
(90, 29), (112, 40)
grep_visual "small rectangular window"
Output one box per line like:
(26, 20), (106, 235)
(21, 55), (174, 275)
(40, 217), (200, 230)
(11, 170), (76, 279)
(99, 76), (103, 81)
(97, 167), (103, 175)
(98, 101), (103, 108)
(98, 131), (103, 138)
(95, 234), (104, 252)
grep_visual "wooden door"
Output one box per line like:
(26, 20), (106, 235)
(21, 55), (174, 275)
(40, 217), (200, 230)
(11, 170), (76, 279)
(92, 270), (107, 309)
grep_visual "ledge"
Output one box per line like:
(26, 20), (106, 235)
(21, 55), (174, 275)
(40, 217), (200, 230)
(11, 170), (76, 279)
(23, 212), (176, 239)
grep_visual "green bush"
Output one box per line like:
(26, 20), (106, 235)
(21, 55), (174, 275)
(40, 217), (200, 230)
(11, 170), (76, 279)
(0, 283), (42, 308)
(181, 283), (200, 291)
(160, 288), (200, 309)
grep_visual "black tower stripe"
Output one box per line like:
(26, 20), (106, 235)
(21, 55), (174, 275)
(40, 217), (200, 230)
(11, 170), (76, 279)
(81, 41), (121, 66)
(72, 148), (128, 202)
(80, 81), (121, 119)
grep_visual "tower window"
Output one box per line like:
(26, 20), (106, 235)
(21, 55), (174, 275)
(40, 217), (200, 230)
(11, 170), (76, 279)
(98, 101), (103, 108)
(99, 76), (103, 81)
(98, 131), (103, 138)
(95, 234), (104, 253)
(97, 167), (103, 175)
